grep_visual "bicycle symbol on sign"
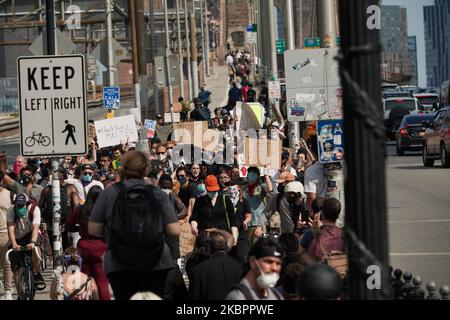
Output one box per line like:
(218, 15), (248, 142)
(25, 132), (51, 147)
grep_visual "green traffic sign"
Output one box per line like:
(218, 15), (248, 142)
(304, 37), (321, 48)
(276, 39), (286, 54)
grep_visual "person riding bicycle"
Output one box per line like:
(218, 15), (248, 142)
(50, 247), (99, 300)
(6, 193), (46, 290)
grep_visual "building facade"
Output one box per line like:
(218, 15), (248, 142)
(408, 36), (418, 86)
(423, 0), (450, 87)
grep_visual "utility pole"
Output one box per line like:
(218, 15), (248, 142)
(164, 0), (175, 124)
(136, 0), (148, 117)
(150, 0), (160, 115)
(176, 0), (185, 99)
(190, 1), (199, 97)
(339, 0), (392, 300)
(203, 0), (210, 77)
(129, 0), (141, 114)
(267, 0), (278, 80)
(199, 0), (207, 84)
(318, 0), (345, 224)
(46, 0), (63, 282)
(184, 0), (193, 101)
(105, 0), (114, 86)
(285, 0), (300, 149)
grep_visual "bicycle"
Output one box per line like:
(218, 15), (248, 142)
(24, 132), (51, 147)
(6, 247), (43, 300)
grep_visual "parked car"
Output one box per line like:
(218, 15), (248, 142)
(422, 107), (450, 168)
(395, 114), (435, 155)
(383, 96), (420, 140)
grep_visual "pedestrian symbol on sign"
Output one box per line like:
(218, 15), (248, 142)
(62, 120), (77, 145)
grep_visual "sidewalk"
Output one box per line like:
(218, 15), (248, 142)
(205, 64), (230, 112)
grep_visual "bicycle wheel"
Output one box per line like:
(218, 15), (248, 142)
(24, 137), (35, 147)
(40, 136), (51, 147)
(19, 268), (35, 300)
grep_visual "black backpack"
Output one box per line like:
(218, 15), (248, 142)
(110, 182), (165, 269)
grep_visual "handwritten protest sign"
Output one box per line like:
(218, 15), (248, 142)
(95, 115), (138, 148)
(179, 222), (196, 257)
(144, 119), (157, 139)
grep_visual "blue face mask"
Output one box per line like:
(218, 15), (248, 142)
(248, 173), (258, 183)
(207, 191), (218, 198)
(197, 184), (206, 196)
(177, 176), (187, 185)
(17, 206), (28, 218)
(81, 174), (93, 183)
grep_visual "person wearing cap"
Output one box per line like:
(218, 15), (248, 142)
(226, 237), (284, 300)
(190, 175), (238, 246)
(6, 193), (46, 290)
(65, 163), (104, 204)
(255, 181), (307, 238)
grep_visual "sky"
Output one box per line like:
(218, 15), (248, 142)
(382, 0), (435, 87)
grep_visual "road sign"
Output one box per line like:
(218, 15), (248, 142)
(18, 55), (88, 157)
(29, 29), (77, 56)
(0, 78), (18, 113)
(317, 120), (344, 163)
(284, 48), (342, 121)
(103, 86), (120, 110)
(304, 37), (321, 48)
(268, 81), (281, 99)
(276, 39), (286, 54)
(92, 38), (128, 67)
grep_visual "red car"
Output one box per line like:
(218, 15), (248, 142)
(422, 107), (450, 167)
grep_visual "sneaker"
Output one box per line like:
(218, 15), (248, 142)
(2, 291), (13, 300)
(34, 273), (46, 291)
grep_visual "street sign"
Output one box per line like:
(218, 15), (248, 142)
(18, 55), (88, 157)
(92, 38), (128, 67)
(276, 39), (286, 54)
(304, 37), (321, 48)
(0, 78), (18, 113)
(268, 81), (281, 99)
(29, 29), (77, 56)
(284, 48), (342, 121)
(317, 120), (344, 163)
(103, 86), (120, 110)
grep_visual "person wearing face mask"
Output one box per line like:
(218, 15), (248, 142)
(155, 144), (174, 176)
(65, 164), (104, 205)
(10, 155), (26, 182)
(255, 181), (308, 238)
(175, 167), (197, 222)
(1, 165), (44, 203)
(241, 167), (273, 244)
(225, 179), (252, 265)
(226, 237), (284, 300)
(190, 176), (238, 246)
(295, 148), (309, 185)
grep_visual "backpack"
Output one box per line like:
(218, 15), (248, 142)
(310, 226), (348, 279)
(109, 182), (165, 269)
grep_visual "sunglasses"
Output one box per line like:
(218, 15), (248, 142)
(83, 172), (93, 176)
(156, 152), (166, 155)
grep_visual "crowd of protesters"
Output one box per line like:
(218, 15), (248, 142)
(0, 47), (346, 301)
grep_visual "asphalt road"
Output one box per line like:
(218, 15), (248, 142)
(385, 142), (450, 289)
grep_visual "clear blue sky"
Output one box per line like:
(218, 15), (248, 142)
(382, 0), (435, 87)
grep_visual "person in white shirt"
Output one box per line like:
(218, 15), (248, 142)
(65, 164), (104, 204)
(226, 53), (234, 66)
(303, 137), (327, 215)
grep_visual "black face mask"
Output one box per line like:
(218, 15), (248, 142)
(277, 183), (285, 193)
(20, 174), (32, 185)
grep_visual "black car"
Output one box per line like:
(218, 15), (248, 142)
(395, 114), (434, 155)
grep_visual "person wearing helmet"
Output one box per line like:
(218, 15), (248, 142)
(254, 181), (308, 237)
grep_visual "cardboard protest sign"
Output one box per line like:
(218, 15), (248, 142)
(94, 115), (138, 148)
(179, 222), (196, 257)
(173, 121), (209, 149)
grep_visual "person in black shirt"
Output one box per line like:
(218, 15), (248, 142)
(190, 176), (238, 245)
(175, 167), (197, 220)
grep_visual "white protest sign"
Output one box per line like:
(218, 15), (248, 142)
(164, 112), (181, 123)
(94, 115), (138, 148)
(144, 119), (157, 139)
(18, 55), (87, 157)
